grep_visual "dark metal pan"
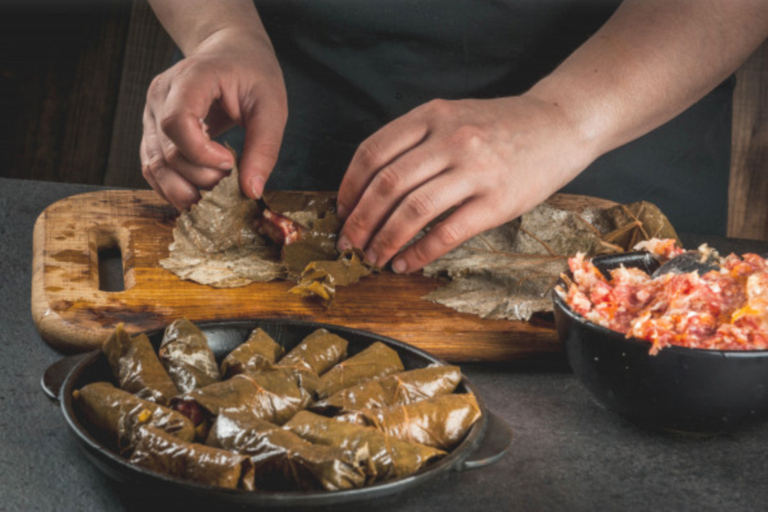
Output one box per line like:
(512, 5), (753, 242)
(42, 319), (512, 509)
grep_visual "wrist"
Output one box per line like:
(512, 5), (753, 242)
(514, 89), (603, 187)
(188, 25), (274, 58)
(149, 0), (270, 58)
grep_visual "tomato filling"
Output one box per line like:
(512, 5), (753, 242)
(558, 239), (768, 354)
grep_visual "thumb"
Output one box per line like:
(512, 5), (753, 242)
(239, 99), (287, 199)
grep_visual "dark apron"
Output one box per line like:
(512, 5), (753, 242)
(220, 0), (732, 235)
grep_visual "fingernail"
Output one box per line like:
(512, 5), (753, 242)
(337, 235), (352, 252)
(337, 203), (348, 219)
(392, 259), (407, 274)
(249, 176), (266, 199)
(365, 249), (377, 267)
(218, 161), (233, 170)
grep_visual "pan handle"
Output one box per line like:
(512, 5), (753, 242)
(459, 412), (513, 471)
(41, 353), (90, 403)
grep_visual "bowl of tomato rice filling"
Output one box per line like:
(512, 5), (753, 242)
(553, 238), (768, 432)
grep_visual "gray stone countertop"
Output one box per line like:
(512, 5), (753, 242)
(2, 176), (768, 512)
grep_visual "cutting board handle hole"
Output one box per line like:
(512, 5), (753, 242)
(97, 244), (125, 292)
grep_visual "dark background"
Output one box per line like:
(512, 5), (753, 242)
(0, 0), (172, 186)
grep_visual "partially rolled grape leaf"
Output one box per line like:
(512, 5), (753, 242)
(159, 161), (283, 287)
(160, 153), (372, 303)
(281, 212), (343, 277)
(289, 249), (373, 306)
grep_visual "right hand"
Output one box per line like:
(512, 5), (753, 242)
(140, 28), (287, 210)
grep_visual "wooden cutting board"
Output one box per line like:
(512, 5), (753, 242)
(31, 190), (616, 361)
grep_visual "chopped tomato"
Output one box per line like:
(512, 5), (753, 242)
(559, 240), (768, 353)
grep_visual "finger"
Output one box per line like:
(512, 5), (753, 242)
(141, 107), (169, 201)
(238, 98), (287, 199)
(148, 160), (201, 211)
(337, 142), (449, 253)
(160, 76), (235, 170)
(143, 109), (201, 210)
(391, 199), (494, 273)
(139, 136), (167, 202)
(204, 99), (236, 138)
(337, 108), (431, 219)
(362, 170), (480, 269)
(156, 131), (230, 190)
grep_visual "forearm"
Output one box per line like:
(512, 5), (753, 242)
(148, 0), (270, 56)
(528, 0), (768, 164)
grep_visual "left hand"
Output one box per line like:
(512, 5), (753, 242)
(335, 94), (595, 273)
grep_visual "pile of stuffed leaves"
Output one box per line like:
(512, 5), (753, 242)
(73, 321), (481, 492)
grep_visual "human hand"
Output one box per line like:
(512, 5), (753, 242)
(335, 95), (595, 273)
(140, 28), (287, 210)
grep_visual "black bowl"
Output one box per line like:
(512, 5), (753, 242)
(553, 252), (768, 432)
(43, 319), (511, 509)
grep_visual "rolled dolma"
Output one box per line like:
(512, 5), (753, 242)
(159, 318), (221, 393)
(311, 365), (462, 415)
(284, 411), (445, 483)
(206, 408), (365, 491)
(73, 382), (194, 454)
(173, 369), (312, 435)
(102, 323), (179, 405)
(129, 425), (255, 491)
(219, 328), (285, 378)
(275, 329), (347, 376)
(314, 342), (404, 399)
(340, 393), (482, 451)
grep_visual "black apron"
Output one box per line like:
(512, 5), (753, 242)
(220, 0), (732, 235)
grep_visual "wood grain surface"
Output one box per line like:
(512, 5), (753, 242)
(31, 190), (616, 361)
(729, 39), (768, 241)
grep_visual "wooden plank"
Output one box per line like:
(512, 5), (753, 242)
(729, 39), (768, 241)
(30, 191), (616, 361)
(104, 0), (176, 189)
(0, 1), (131, 184)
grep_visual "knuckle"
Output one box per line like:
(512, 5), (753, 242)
(372, 165), (402, 196)
(345, 210), (369, 234)
(147, 75), (166, 101)
(355, 138), (384, 169)
(145, 158), (166, 179)
(158, 113), (180, 136)
(370, 227), (396, 254)
(196, 171), (224, 190)
(453, 125), (485, 151)
(421, 98), (452, 118)
(432, 220), (465, 248)
(402, 192), (435, 220)
(168, 189), (197, 211)
(162, 143), (183, 166)
(408, 240), (432, 266)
